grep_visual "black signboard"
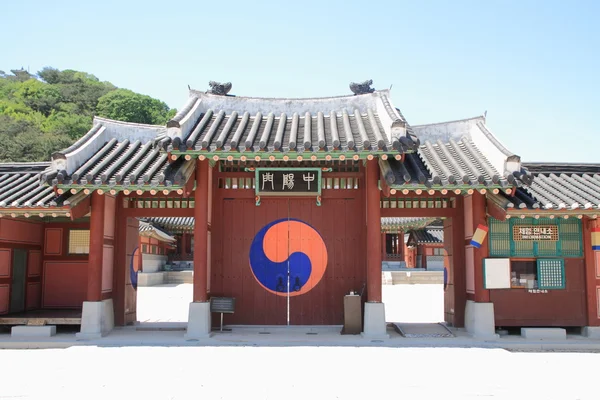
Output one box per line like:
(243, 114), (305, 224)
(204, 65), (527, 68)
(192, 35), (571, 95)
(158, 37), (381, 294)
(210, 297), (236, 314)
(255, 168), (321, 196)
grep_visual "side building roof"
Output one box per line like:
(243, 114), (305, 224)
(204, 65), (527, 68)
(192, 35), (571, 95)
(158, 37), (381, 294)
(407, 228), (444, 245)
(41, 117), (195, 194)
(0, 162), (83, 217)
(488, 162), (600, 216)
(380, 116), (530, 193)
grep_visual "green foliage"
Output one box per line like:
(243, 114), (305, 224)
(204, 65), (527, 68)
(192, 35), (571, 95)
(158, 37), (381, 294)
(0, 67), (176, 162)
(96, 89), (175, 125)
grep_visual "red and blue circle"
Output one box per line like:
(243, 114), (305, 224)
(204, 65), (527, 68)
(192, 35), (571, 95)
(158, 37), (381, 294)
(249, 218), (328, 297)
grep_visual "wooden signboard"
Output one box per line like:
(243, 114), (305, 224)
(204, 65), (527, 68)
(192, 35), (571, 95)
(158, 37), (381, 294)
(254, 168), (324, 205)
(255, 168), (321, 196)
(513, 225), (559, 241)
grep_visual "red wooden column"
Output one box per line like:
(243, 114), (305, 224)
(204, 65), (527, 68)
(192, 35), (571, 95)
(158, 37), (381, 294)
(193, 159), (209, 302)
(87, 192), (105, 302)
(366, 159), (382, 302)
(473, 192), (490, 303)
(583, 218), (600, 326)
(184, 232), (190, 255)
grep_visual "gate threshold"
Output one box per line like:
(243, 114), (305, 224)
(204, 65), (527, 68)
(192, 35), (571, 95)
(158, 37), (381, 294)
(218, 325), (343, 335)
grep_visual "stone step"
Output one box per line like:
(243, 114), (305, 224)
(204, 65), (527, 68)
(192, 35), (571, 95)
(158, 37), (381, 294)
(521, 328), (567, 340)
(164, 271), (194, 284)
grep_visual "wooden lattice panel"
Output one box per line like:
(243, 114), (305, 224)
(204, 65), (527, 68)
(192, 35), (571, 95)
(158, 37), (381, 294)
(68, 230), (90, 254)
(537, 258), (565, 289)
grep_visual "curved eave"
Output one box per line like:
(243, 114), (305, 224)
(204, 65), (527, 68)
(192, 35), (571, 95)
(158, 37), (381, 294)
(487, 192), (600, 219)
(54, 183), (188, 195)
(170, 149), (411, 162)
(139, 230), (176, 243)
(0, 206), (72, 218)
(504, 210), (598, 219)
(386, 183), (513, 195)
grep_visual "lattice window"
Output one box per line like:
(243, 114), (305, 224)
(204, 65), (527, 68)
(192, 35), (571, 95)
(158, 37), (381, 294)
(381, 197), (454, 209)
(537, 259), (565, 289)
(488, 217), (582, 258)
(130, 198), (195, 209)
(219, 160), (360, 173)
(68, 230), (90, 254)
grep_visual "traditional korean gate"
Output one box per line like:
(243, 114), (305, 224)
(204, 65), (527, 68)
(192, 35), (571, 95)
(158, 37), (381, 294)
(216, 197), (363, 325)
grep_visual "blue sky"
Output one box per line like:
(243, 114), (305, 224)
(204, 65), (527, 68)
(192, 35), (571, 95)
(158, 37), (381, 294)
(1, 0), (598, 163)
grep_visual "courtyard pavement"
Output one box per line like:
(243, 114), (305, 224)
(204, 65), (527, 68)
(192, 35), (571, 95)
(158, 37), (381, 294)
(1, 345), (599, 399)
(3, 283), (600, 352)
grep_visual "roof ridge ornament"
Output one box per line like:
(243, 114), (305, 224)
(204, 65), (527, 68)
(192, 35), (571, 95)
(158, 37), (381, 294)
(207, 81), (232, 96)
(349, 79), (375, 95)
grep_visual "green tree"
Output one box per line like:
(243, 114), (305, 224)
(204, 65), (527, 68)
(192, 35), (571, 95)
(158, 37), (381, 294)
(0, 66), (176, 162)
(96, 89), (175, 125)
(14, 79), (62, 116)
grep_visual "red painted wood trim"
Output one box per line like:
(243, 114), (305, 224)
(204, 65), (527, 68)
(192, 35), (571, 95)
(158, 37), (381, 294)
(101, 291), (112, 300)
(87, 193), (105, 302)
(194, 160), (209, 302)
(216, 189), (362, 201)
(366, 159), (382, 302)
(70, 194), (91, 220)
(380, 174), (391, 198)
(184, 169), (196, 197)
(0, 242), (41, 250)
(486, 197), (507, 222)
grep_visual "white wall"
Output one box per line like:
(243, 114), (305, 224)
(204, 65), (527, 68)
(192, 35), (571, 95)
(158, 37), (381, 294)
(142, 254), (168, 273)
(382, 284), (445, 323)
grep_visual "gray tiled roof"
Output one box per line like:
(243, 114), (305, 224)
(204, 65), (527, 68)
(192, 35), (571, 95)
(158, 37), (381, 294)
(161, 90), (419, 157)
(408, 228), (444, 244)
(497, 163), (600, 211)
(164, 109), (406, 153)
(381, 217), (439, 232)
(42, 119), (195, 191)
(381, 116), (531, 190)
(139, 220), (176, 242)
(418, 137), (506, 186)
(382, 137), (509, 190)
(143, 217), (195, 232)
(0, 163), (74, 209)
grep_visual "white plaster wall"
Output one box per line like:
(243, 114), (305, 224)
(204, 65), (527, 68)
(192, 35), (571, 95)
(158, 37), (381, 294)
(137, 272), (165, 287)
(142, 254), (168, 273)
(382, 284), (444, 323)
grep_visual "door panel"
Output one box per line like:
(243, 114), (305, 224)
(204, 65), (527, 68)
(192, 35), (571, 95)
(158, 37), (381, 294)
(10, 249), (27, 314)
(217, 197), (365, 325)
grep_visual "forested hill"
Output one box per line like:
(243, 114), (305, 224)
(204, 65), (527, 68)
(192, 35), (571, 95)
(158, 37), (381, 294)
(0, 67), (176, 162)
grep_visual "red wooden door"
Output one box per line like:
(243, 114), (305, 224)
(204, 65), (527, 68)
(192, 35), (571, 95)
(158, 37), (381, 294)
(215, 197), (365, 325)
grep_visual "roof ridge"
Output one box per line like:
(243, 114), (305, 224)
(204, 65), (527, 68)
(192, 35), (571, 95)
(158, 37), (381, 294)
(411, 115), (485, 128)
(188, 88), (392, 102)
(93, 116), (166, 129)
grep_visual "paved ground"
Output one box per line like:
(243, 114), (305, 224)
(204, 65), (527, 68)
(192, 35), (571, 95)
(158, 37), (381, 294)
(0, 346), (598, 399)
(137, 283), (444, 324)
